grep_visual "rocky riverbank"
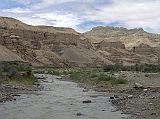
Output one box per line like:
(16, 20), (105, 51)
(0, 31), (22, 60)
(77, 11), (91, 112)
(0, 82), (39, 103)
(111, 87), (160, 119)
(97, 71), (160, 119)
(64, 71), (160, 119)
(0, 61), (39, 103)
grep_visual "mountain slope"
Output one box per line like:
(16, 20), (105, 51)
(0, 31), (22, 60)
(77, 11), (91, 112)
(0, 17), (111, 67)
(84, 26), (160, 65)
(84, 26), (160, 49)
(0, 17), (160, 67)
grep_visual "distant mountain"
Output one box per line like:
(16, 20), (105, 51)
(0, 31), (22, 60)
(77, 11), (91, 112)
(84, 26), (160, 49)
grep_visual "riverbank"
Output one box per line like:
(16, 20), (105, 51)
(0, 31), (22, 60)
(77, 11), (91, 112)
(77, 71), (160, 119)
(33, 68), (160, 119)
(109, 72), (160, 119)
(0, 77), (39, 103)
(112, 87), (160, 119)
(76, 71), (160, 119)
(0, 61), (39, 103)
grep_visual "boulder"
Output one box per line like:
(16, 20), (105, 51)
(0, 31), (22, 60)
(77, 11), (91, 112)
(134, 83), (143, 89)
(82, 100), (92, 103)
(76, 112), (82, 116)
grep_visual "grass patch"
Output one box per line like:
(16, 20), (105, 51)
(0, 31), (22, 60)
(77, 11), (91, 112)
(110, 79), (128, 85)
(33, 68), (73, 76)
(104, 64), (160, 73)
(97, 74), (114, 81)
(7, 77), (38, 86)
(47, 70), (61, 76)
(69, 72), (82, 80)
(0, 61), (37, 86)
(89, 73), (98, 78)
(33, 68), (128, 87)
(0, 61), (32, 78)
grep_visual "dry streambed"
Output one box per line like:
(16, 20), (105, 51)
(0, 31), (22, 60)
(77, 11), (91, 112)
(3, 71), (159, 119)
(0, 74), (127, 119)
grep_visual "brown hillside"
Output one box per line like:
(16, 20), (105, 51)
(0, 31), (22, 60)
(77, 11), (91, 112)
(84, 26), (160, 49)
(0, 17), (159, 67)
(0, 44), (23, 62)
(0, 17), (111, 67)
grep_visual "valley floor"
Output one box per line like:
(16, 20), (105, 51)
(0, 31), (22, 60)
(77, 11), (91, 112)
(34, 68), (160, 119)
(1, 68), (160, 119)
(69, 71), (160, 119)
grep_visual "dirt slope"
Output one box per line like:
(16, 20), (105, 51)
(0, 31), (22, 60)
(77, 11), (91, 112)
(0, 44), (23, 61)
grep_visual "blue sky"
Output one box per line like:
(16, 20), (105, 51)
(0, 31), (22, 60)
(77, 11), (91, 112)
(0, 0), (160, 33)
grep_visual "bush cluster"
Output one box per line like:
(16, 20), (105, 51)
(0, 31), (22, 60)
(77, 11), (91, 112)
(0, 61), (32, 78)
(104, 64), (160, 73)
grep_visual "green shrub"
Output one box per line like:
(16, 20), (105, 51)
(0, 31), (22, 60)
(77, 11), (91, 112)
(89, 73), (98, 78)
(98, 74), (114, 81)
(10, 77), (38, 85)
(8, 67), (18, 78)
(111, 79), (128, 85)
(48, 70), (60, 76)
(69, 72), (82, 80)
(0, 61), (32, 78)
(104, 64), (160, 73)
(33, 69), (61, 75)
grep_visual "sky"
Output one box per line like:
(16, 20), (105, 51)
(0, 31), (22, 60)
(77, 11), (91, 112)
(0, 0), (160, 33)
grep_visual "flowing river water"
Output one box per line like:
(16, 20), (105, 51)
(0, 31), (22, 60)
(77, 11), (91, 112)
(0, 74), (127, 119)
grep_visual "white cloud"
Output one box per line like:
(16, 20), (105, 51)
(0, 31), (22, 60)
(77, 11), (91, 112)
(16, 0), (33, 4)
(84, 0), (160, 33)
(34, 13), (82, 29)
(32, 0), (77, 9)
(0, 7), (82, 30)
(1, 0), (160, 33)
(2, 7), (31, 13)
(17, 16), (49, 25)
(31, 0), (98, 9)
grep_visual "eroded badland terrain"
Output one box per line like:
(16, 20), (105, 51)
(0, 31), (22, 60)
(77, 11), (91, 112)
(1, 17), (160, 67)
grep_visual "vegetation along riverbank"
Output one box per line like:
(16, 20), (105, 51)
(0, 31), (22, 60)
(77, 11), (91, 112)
(0, 61), (38, 103)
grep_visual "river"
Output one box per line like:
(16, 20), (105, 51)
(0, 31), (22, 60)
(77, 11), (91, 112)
(0, 74), (127, 119)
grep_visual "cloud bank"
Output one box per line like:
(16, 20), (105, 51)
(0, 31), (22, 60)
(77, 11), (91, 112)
(0, 0), (160, 33)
